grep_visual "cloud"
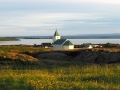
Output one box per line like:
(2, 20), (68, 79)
(0, 0), (120, 36)
(57, 0), (120, 4)
(0, 12), (120, 35)
(0, 26), (54, 36)
(1, 0), (120, 4)
(1, 0), (120, 14)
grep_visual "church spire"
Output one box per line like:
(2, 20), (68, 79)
(54, 29), (59, 36)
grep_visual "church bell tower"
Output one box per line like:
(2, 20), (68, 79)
(53, 28), (61, 43)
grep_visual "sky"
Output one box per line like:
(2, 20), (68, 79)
(0, 0), (120, 36)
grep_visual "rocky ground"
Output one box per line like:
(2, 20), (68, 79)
(37, 50), (120, 64)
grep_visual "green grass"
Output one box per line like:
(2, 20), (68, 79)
(0, 45), (43, 53)
(0, 61), (120, 90)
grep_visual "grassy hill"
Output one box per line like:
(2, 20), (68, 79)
(0, 45), (49, 62)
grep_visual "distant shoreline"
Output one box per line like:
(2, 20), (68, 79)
(23, 38), (120, 39)
(0, 37), (20, 41)
(1, 36), (120, 39)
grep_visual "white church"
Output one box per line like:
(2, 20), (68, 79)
(52, 30), (74, 50)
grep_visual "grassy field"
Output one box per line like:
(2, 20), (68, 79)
(0, 46), (120, 90)
(0, 61), (120, 90)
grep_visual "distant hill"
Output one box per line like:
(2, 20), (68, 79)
(72, 33), (120, 39)
(76, 33), (120, 36)
(2, 33), (120, 39)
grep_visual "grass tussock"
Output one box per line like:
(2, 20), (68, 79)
(0, 61), (120, 90)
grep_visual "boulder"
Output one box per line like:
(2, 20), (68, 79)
(103, 53), (120, 63)
(74, 51), (98, 63)
(73, 51), (88, 62)
(84, 52), (98, 63)
(95, 52), (104, 63)
(37, 52), (71, 61)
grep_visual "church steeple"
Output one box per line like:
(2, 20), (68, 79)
(54, 30), (59, 36)
(53, 28), (61, 43)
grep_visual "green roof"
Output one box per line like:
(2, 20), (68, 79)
(63, 40), (74, 45)
(52, 39), (74, 45)
(54, 30), (59, 36)
(52, 39), (66, 45)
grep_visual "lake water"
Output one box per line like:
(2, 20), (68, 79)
(0, 39), (120, 45)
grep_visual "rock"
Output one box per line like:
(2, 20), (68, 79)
(95, 52), (104, 63)
(116, 53), (120, 62)
(110, 53), (120, 63)
(37, 50), (120, 64)
(74, 51), (98, 63)
(103, 52), (111, 63)
(95, 55), (104, 63)
(84, 52), (98, 63)
(103, 53), (120, 63)
(37, 52), (71, 61)
(73, 51), (87, 62)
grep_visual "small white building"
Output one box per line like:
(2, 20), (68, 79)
(52, 30), (74, 50)
(85, 43), (93, 49)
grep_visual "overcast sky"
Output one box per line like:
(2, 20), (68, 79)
(0, 0), (120, 36)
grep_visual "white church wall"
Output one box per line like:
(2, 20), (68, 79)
(63, 45), (74, 50)
(62, 46), (69, 50)
(69, 45), (74, 49)
(52, 45), (62, 50)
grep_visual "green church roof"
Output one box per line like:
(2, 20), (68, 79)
(52, 39), (67, 45)
(54, 30), (59, 36)
(63, 40), (74, 45)
(52, 39), (74, 46)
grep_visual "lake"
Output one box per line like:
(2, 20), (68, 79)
(0, 39), (120, 45)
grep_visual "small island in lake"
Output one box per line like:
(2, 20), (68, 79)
(0, 37), (20, 41)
